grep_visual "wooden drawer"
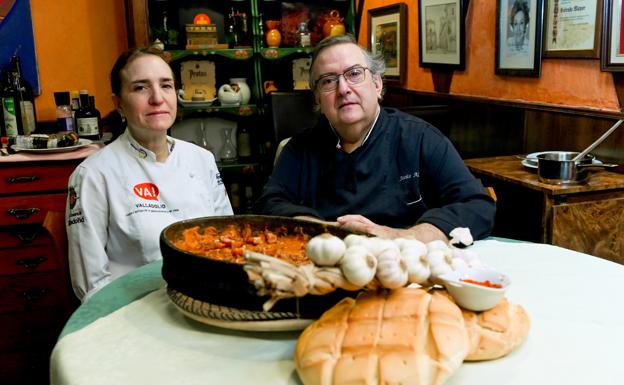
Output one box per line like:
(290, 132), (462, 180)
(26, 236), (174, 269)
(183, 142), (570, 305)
(0, 308), (66, 352)
(0, 272), (66, 313)
(0, 162), (75, 195)
(0, 246), (58, 276)
(0, 193), (67, 226)
(0, 225), (50, 249)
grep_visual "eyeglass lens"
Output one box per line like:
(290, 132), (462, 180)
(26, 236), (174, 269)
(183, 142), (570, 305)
(316, 66), (368, 91)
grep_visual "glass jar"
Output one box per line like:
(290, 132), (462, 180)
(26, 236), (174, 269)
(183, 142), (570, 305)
(297, 22), (311, 48)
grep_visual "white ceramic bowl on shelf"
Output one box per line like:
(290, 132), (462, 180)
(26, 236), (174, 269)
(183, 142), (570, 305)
(439, 267), (511, 311)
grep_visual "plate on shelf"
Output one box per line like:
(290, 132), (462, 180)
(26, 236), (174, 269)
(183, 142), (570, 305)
(177, 94), (217, 108)
(167, 288), (313, 332)
(11, 138), (93, 154)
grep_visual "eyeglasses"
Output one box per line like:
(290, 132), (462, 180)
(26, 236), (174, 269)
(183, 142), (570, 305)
(314, 65), (370, 92)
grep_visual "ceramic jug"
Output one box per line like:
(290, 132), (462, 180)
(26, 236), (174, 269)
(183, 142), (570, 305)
(229, 77), (251, 105)
(218, 84), (242, 106)
(322, 10), (345, 37)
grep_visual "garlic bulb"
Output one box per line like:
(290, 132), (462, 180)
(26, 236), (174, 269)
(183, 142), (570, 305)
(402, 247), (430, 285)
(306, 233), (346, 266)
(449, 227), (473, 247)
(452, 248), (486, 268)
(394, 238), (427, 256)
(427, 249), (454, 279)
(376, 247), (408, 288)
(427, 239), (453, 253)
(344, 234), (371, 248)
(366, 237), (398, 257)
(340, 245), (377, 287)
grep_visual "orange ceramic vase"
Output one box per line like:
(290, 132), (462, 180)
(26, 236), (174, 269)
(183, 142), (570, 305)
(265, 20), (281, 48)
(322, 10), (345, 37)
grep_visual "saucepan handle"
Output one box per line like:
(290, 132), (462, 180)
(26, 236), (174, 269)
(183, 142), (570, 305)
(576, 163), (618, 169)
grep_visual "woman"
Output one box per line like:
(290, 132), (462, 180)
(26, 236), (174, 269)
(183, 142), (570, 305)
(66, 47), (233, 301)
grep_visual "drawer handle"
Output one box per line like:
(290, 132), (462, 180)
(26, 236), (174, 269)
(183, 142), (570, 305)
(16, 256), (48, 269)
(13, 231), (38, 243)
(6, 175), (40, 183)
(20, 288), (48, 302)
(6, 208), (40, 219)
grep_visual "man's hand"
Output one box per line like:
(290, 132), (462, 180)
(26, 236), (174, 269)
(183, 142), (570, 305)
(336, 214), (448, 243)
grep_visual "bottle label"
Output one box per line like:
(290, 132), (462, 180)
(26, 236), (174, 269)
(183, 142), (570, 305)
(76, 117), (99, 136)
(57, 117), (75, 132)
(2, 97), (19, 137)
(20, 101), (36, 135)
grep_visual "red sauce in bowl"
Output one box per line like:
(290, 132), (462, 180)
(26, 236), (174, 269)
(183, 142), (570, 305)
(460, 278), (503, 289)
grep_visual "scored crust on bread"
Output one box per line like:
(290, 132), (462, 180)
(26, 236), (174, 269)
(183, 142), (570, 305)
(462, 297), (530, 361)
(294, 288), (470, 385)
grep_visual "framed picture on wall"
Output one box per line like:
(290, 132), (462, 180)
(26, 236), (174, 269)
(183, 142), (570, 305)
(495, 0), (544, 76)
(601, 0), (624, 70)
(543, 0), (602, 58)
(367, 3), (407, 85)
(418, 0), (466, 70)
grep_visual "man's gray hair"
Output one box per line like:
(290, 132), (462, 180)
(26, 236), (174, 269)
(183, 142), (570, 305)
(308, 34), (386, 93)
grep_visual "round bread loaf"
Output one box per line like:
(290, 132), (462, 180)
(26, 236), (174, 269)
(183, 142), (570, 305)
(294, 288), (470, 385)
(462, 297), (530, 361)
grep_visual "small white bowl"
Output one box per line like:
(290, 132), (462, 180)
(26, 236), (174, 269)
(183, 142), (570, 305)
(438, 267), (511, 311)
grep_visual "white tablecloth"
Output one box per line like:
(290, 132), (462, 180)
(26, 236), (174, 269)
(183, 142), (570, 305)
(50, 240), (624, 385)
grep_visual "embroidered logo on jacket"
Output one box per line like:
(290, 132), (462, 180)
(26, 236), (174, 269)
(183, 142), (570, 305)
(133, 183), (160, 201)
(68, 186), (78, 209)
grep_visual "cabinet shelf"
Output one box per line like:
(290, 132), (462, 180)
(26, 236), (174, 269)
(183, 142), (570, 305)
(168, 48), (254, 61)
(260, 47), (314, 60)
(178, 104), (257, 117)
(217, 160), (261, 173)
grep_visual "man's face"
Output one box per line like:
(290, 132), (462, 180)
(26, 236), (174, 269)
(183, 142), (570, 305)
(312, 43), (383, 148)
(511, 10), (527, 48)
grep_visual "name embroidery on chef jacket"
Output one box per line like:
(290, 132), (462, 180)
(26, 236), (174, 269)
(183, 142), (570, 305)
(127, 182), (180, 216)
(399, 171), (423, 206)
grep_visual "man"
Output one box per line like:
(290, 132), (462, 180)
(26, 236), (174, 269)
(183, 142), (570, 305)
(256, 35), (495, 243)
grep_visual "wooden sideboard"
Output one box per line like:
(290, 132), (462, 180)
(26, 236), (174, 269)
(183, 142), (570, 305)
(0, 147), (99, 385)
(464, 156), (624, 264)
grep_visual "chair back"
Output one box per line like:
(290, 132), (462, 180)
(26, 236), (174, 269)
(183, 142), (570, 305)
(269, 90), (320, 143)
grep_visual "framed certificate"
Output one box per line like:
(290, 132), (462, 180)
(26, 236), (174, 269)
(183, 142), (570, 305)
(543, 0), (602, 58)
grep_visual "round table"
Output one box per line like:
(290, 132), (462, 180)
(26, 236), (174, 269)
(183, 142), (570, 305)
(50, 239), (624, 385)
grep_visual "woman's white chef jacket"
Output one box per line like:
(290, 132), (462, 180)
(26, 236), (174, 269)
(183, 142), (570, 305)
(66, 130), (233, 301)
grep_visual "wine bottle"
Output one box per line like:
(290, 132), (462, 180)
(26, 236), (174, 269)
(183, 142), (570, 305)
(1, 70), (24, 148)
(9, 55), (36, 135)
(75, 90), (100, 140)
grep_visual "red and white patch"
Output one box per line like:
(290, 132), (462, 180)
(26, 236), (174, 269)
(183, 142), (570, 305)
(134, 182), (159, 201)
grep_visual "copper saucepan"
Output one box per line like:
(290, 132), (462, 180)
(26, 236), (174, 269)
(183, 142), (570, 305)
(537, 151), (618, 184)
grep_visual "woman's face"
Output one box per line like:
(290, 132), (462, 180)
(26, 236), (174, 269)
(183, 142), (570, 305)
(312, 43), (382, 148)
(113, 54), (177, 136)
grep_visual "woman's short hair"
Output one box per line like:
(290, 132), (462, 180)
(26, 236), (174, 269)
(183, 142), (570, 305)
(110, 46), (173, 96)
(308, 34), (386, 92)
